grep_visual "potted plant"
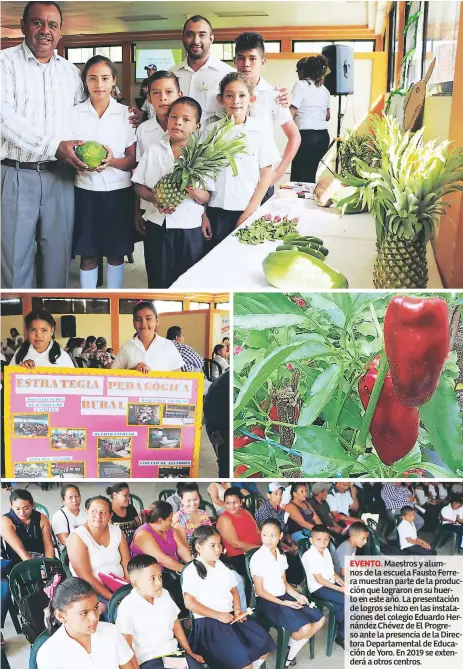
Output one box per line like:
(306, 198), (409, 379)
(333, 114), (463, 288)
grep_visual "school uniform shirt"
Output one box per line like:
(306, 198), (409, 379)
(170, 56), (235, 124)
(414, 487), (427, 506)
(112, 334), (183, 371)
(441, 504), (461, 525)
(398, 519), (417, 550)
(301, 544), (335, 594)
(116, 587), (180, 664)
(182, 557), (238, 618)
(70, 524), (124, 582)
(251, 77), (293, 136)
(10, 343), (75, 368)
(36, 621), (133, 669)
(327, 489), (354, 516)
(333, 540), (356, 575)
(208, 118), (280, 211)
(131, 134), (214, 229)
(250, 545), (288, 597)
(51, 507), (87, 545)
(290, 79), (330, 130)
(136, 116), (166, 161)
(71, 97), (136, 191)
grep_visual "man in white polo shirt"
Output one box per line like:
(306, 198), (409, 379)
(327, 483), (360, 528)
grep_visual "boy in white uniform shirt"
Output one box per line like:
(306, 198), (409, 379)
(440, 497), (463, 543)
(397, 507), (435, 555)
(301, 525), (346, 648)
(116, 555), (204, 669)
(132, 97), (212, 288)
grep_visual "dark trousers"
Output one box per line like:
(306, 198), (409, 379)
(141, 655), (204, 669)
(401, 546), (437, 555)
(206, 207), (243, 250)
(442, 524), (463, 538)
(290, 129), (330, 183)
(144, 221), (205, 288)
(315, 587), (345, 639)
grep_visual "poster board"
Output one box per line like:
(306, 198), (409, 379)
(4, 367), (203, 479)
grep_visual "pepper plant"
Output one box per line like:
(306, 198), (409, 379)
(233, 292), (463, 479)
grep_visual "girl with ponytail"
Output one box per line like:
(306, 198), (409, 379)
(10, 310), (75, 369)
(37, 577), (135, 669)
(182, 526), (275, 669)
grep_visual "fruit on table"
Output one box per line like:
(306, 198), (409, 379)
(234, 427), (265, 449)
(263, 250), (348, 289)
(384, 295), (449, 407)
(358, 355), (419, 465)
(75, 141), (107, 168)
(153, 117), (247, 209)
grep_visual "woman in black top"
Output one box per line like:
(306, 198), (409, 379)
(106, 482), (141, 546)
(1, 489), (54, 643)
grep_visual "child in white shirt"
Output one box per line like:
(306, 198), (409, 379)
(116, 555), (204, 669)
(72, 56), (136, 289)
(301, 525), (346, 648)
(398, 506), (435, 555)
(11, 309), (74, 370)
(132, 97), (212, 288)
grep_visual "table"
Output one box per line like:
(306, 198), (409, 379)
(171, 197), (443, 290)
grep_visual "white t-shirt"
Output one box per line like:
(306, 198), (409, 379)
(208, 117), (280, 211)
(116, 588), (179, 664)
(414, 487), (427, 506)
(10, 342), (75, 369)
(112, 335), (183, 372)
(291, 79), (330, 130)
(251, 77), (293, 135)
(136, 116), (165, 161)
(51, 507), (87, 545)
(208, 483), (226, 513)
(250, 545), (288, 597)
(70, 524), (123, 582)
(72, 97), (136, 191)
(301, 545), (335, 594)
(327, 489), (353, 516)
(181, 558), (238, 618)
(131, 134), (214, 229)
(37, 621), (133, 669)
(170, 56), (235, 124)
(398, 519), (417, 550)
(441, 504), (462, 524)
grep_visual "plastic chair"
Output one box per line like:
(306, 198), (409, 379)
(245, 548), (315, 669)
(129, 493), (145, 514)
(29, 630), (49, 669)
(199, 498), (217, 520)
(108, 583), (132, 623)
(431, 517), (459, 555)
(296, 540), (337, 657)
(74, 356), (87, 368)
(35, 503), (49, 519)
(159, 489), (176, 502)
(203, 358), (222, 382)
(59, 546), (73, 576)
(242, 494), (256, 515)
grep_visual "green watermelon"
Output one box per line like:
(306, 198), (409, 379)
(75, 141), (107, 169)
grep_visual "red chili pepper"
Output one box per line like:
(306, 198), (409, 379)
(233, 427), (265, 449)
(384, 296), (449, 407)
(234, 465), (261, 478)
(268, 404), (300, 432)
(358, 356), (419, 465)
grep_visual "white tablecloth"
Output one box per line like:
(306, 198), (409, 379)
(171, 197), (443, 290)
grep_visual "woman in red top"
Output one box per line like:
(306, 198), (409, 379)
(216, 487), (261, 580)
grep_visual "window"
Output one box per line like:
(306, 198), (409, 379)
(31, 298), (110, 314)
(189, 302), (209, 310)
(424, 0), (460, 94)
(0, 298), (22, 316)
(215, 302), (231, 310)
(66, 45), (122, 64)
(387, 3), (399, 91)
(210, 40), (281, 62)
(119, 299), (183, 315)
(404, 1), (426, 88)
(293, 40), (375, 53)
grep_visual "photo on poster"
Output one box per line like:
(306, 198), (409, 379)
(148, 427), (182, 450)
(97, 460), (131, 478)
(13, 462), (49, 478)
(13, 413), (49, 438)
(158, 465), (191, 479)
(162, 404), (196, 426)
(51, 427), (86, 450)
(51, 462), (86, 478)
(127, 402), (162, 426)
(97, 436), (132, 459)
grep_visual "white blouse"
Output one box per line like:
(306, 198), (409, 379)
(250, 545), (288, 597)
(70, 524), (123, 582)
(181, 558), (238, 618)
(112, 334), (183, 372)
(10, 342), (75, 368)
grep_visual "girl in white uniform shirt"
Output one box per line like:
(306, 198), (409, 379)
(290, 55), (331, 184)
(203, 72), (280, 248)
(112, 301), (183, 373)
(182, 526), (275, 669)
(250, 519), (325, 667)
(37, 577), (134, 669)
(72, 56), (137, 289)
(10, 310), (75, 369)
(51, 484), (87, 547)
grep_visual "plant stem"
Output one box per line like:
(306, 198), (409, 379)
(271, 420), (300, 429)
(370, 303), (383, 342)
(354, 352), (388, 448)
(333, 327), (347, 425)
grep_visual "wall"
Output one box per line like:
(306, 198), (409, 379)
(422, 96), (453, 142)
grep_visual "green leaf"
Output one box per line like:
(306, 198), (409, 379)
(390, 443), (422, 475)
(419, 374), (463, 472)
(295, 426), (355, 476)
(356, 322), (378, 337)
(246, 330), (271, 349)
(298, 365), (340, 426)
(234, 293), (306, 318)
(323, 395), (363, 429)
(233, 341), (307, 417)
(234, 348), (265, 373)
(286, 334), (335, 362)
(301, 293), (346, 327)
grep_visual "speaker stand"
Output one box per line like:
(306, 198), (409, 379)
(325, 95), (345, 174)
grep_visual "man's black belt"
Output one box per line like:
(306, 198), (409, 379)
(1, 158), (61, 171)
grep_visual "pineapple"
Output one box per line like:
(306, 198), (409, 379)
(153, 117), (247, 208)
(336, 114), (463, 288)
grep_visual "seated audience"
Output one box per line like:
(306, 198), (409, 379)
(212, 344), (229, 378)
(88, 337), (113, 369)
(327, 483), (360, 528)
(216, 487), (261, 578)
(333, 523), (370, 578)
(398, 506), (436, 555)
(107, 483), (141, 546)
(285, 483), (322, 542)
(309, 483), (345, 539)
(52, 484), (87, 547)
(440, 497), (463, 539)
(207, 481), (231, 516)
(166, 326), (204, 373)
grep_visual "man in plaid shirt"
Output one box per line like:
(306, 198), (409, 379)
(381, 483), (425, 533)
(166, 326), (204, 373)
